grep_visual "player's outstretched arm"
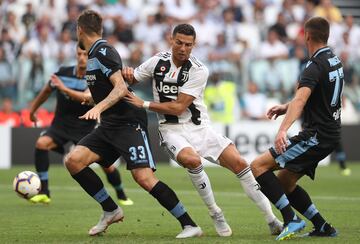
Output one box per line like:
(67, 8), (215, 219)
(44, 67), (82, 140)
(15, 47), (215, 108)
(29, 83), (53, 123)
(274, 87), (312, 154)
(51, 75), (94, 105)
(125, 92), (195, 116)
(79, 70), (127, 122)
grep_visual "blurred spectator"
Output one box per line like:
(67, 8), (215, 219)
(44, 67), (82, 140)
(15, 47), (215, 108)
(270, 13), (289, 43)
(58, 29), (77, 65)
(224, 0), (243, 22)
(259, 28), (289, 60)
(62, 6), (79, 41)
(240, 81), (267, 120)
(314, 0), (342, 23)
(165, 0), (197, 22)
(204, 73), (237, 124)
(6, 11), (26, 44)
(222, 8), (239, 45)
(0, 28), (20, 63)
(0, 46), (16, 100)
(134, 14), (164, 45)
(113, 16), (134, 44)
(37, 0), (67, 33)
(154, 1), (168, 24)
(21, 2), (36, 37)
(0, 97), (21, 127)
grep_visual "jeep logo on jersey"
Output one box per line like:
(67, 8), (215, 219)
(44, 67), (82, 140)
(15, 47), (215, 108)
(156, 81), (178, 95)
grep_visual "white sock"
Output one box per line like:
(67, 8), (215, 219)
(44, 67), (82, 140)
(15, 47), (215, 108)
(236, 166), (276, 223)
(187, 164), (219, 214)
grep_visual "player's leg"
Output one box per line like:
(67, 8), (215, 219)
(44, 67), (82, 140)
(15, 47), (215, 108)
(278, 169), (338, 237)
(102, 164), (133, 205)
(176, 147), (232, 237)
(65, 132), (123, 235)
(31, 134), (59, 203)
(251, 151), (305, 240)
(131, 168), (202, 238)
(217, 144), (283, 235)
(335, 141), (351, 176)
(122, 125), (201, 238)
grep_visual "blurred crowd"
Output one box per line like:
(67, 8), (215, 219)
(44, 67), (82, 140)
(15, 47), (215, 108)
(1, 0), (360, 127)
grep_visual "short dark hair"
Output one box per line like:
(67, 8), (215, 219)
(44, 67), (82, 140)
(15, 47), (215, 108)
(172, 24), (196, 40)
(304, 17), (329, 44)
(77, 10), (103, 36)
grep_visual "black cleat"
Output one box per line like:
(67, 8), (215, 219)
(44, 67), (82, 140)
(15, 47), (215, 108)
(305, 223), (338, 237)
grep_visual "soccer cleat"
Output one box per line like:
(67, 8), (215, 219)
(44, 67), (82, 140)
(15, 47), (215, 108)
(276, 218), (306, 241)
(118, 198), (134, 206)
(88, 207), (124, 236)
(209, 210), (232, 237)
(268, 218), (283, 235)
(29, 194), (51, 204)
(175, 225), (203, 238)
(341, 168), (351, 176)
(304, 223), (338, 237)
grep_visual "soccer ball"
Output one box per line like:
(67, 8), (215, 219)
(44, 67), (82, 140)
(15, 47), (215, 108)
(13, 171), (41, 199)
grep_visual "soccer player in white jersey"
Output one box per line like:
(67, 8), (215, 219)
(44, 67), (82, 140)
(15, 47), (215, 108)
(122, 24), (283, 236)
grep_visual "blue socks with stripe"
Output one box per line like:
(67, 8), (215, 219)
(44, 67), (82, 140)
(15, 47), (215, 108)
(149, 181), (197, 228)
(256, 171), (297, 224)
(72, 167), (118, 212)
(287, 185), (326, 230)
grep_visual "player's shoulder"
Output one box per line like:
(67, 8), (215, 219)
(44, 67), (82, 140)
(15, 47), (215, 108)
(91, 40), (118, 59)
(189, 54), (205, 68)
(55, 65), (75, 76)
(155, 51), (172, 60)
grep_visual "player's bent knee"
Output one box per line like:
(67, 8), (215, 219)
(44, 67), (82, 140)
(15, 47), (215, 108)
(250, 159), (263, 177)
(35, 137), (52, 150)
(64, 152), (87, 174)
(132, 169), (158, 191)
(178, 156), (201, 169)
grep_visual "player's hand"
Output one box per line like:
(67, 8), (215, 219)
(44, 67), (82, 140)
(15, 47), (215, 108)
(274, 130), (288, 154)
(267, 104), (288, 120)
(122, 67), (135, 84)
(79, 107), (101, 123)
(124, 90), (144, 108)
(30, 111), (38, 127)
(50, 75), (66, 91)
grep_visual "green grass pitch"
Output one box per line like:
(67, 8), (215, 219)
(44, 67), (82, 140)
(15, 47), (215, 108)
(1, 163), (359, 243)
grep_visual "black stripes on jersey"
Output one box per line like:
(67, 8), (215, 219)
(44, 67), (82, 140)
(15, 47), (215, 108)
(50, 66), (95, 129)
(299, 47), (343, 142)
(154, 59), (201, 125)
(86, 39), (147, 128)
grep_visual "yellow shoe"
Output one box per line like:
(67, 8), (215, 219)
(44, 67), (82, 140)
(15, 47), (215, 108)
(118, 198), (134, 206)
(341, 168), (351, 176)
(29, 194), (51, 204)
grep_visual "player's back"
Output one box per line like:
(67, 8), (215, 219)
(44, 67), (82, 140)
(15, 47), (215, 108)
(300, 47), (343, 142)
(86, 39), (147, 128)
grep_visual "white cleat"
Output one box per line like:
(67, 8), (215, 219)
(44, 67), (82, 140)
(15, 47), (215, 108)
(175, 225), (203, 238)
(88, 207), (124, 236)
(210, 210), (232, 237)
(268, 218), (283, 235)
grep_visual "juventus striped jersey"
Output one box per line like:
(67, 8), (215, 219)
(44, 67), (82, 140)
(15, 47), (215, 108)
(134, 51), (210, 125)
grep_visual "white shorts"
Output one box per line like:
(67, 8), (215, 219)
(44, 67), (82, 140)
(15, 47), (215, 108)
(158, 122), (232, 163)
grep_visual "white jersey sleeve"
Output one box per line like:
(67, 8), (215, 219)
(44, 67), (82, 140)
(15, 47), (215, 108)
(179, 66), (209, 98)
(133, 55), (158, 82)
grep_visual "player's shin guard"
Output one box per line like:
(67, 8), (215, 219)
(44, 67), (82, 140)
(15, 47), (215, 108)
(187, 164), (219, 214)
(236, 166), (277, 223)
(35, 148), (50, 196)
(149, 181), (197, 228)
(72, 167), (118, 212)
(106, 168), (127, 200)
(287, 185), (326, 230)
(256, 171), (296, 224)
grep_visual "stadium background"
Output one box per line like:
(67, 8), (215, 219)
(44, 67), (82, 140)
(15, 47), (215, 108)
(0, 0), (360, 167)
(1, 1), (360, 243)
